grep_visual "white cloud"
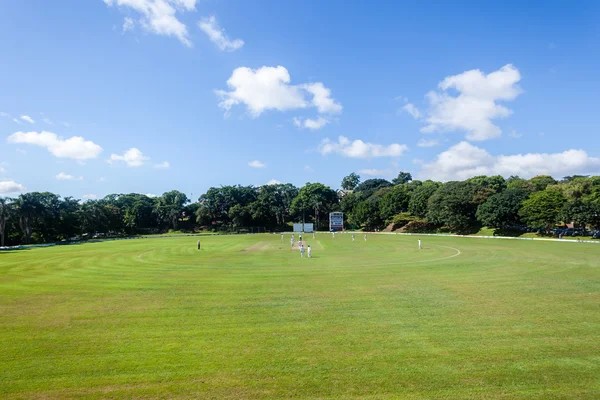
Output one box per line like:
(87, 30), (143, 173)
(266, 179), (281, 185)
(144, 193), (158, 198)
(0, 180), (26, 194)
(402, 103), (421, 119)
(420, 141), (600, 181)
(302, 82), (342, 114)
(216, 66), (341, 119)
(13, 118), (22, 125)
(20, 115), (35, 124)
(122, 16), (135, 32)
(0, 112), (10, 118)
(56, 172), (83, 181)
(319, 136), (408, 158)
(198, 16), (244, 51)
(293, 116), (330, 130)
(108, 148), (149, 167)
(304, 165), (313, 172)
(417, 138), (440, 147)
(104, 0), (196, 47)
(7, 131), (103, 160)
(154, 161), (170, 169)
(358, 169), (392, 176)
(248, 160), (266, 168)
(82, 194), (98, 200)
(420, 64), (522, 141)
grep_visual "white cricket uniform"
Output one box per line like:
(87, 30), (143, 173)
(307, 247), (311, 258)
(300, 246), (305, 257)
(418, 240), (422, 249)
(364, 234), (367, 241)
(352, 235), (355, 242)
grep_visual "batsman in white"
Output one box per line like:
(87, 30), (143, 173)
(418, 239), (422, 249)
(307, 245), (312, 258)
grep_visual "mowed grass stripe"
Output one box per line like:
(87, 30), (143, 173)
(0, 234), (598, 399)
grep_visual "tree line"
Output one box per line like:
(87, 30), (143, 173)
(1, 173), (599, 246)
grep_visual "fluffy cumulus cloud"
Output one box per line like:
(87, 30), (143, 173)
(358, 169), (392, 176)
(154, 161), (170, 169)
(7, 131), (103, 160)
(216, 66), (342, 123)
(0, 180), (26, 194)
(56, 172), (83, 181)
(417, 64), (522, 141)
(248, 160), (266, 168)
(109, 148), (149, 167)
(103, 0), (196, 46)
(20, 115), (35, 124)
(198, 16), (244, 51)
(319, 136), (408, 158)
(420, 141), (600, 181)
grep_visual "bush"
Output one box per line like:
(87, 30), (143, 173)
(404, 221), (438, 233)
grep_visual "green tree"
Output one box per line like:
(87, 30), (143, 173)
(391, 171), (412, 185)
(353, 200), (383, 231)
(560, 200), (597, 232)
(408, 180), (441, 218)
(427, 181), (479, 233)
(155, 190), (190, 230)
(528, 175), (557, 192)
(354, 178), (392, 199)
(0, 197), (13, 247)
(379, 185), (410, 222)
(291, 183), (337, 230)
(341, 173), (361, 190)
(519, 189), (566, 232)
(476, 188), (530, 229)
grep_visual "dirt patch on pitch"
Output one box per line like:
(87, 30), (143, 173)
(243, 242), (271, 251)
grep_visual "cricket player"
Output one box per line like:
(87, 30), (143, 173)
(352, 234), (355, 242)
(364, 234), (367, 241)
(291, 237), (295, 247)
(197, 240), (201, 250)
(281, 233), (284, 241)
(307, 245), (311, 258)
(418, 239), (422, 249)
(300, 244), (305, 258)
(299, 234), (302, 241)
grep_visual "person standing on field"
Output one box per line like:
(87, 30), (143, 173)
(364, 234), (367, 241)
(291, 237), (294, 248)
(418, 239), (422, 249)
(352, 234), (355, 242)
(307, 245), (311, 258)
(281, 233), (284, 241)
(197, 240), (200, 250)
(300, 243), (305, 258)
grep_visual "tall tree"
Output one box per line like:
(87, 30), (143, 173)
(0, 197), (13, 247)
(392, 171), (412, 185)
(353, 179), (392, 199)
(476, 188), (530, 229)
(408, 181), (441, 218)
(519, 189), (566, 232)
(427, 181), (479, 233)
(155, 190), (189, 230)
(379, 185), (410, 222)
(341, 173), (361, 191)
(291, 183), (337, 230)
(528, 175), (557, 192)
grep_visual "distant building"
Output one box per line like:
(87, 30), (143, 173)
(337, 189), (353, 199)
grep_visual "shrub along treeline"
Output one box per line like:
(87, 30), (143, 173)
(1, 173), (599, 246)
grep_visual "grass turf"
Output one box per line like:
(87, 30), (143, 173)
(0, 233), (598, 399)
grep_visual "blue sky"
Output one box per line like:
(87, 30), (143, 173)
(1, 0), (599, 200)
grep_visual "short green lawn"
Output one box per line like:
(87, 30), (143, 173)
(1, 234), (598, 399)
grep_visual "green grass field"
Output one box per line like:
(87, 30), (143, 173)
(1, 234), (599, 399)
